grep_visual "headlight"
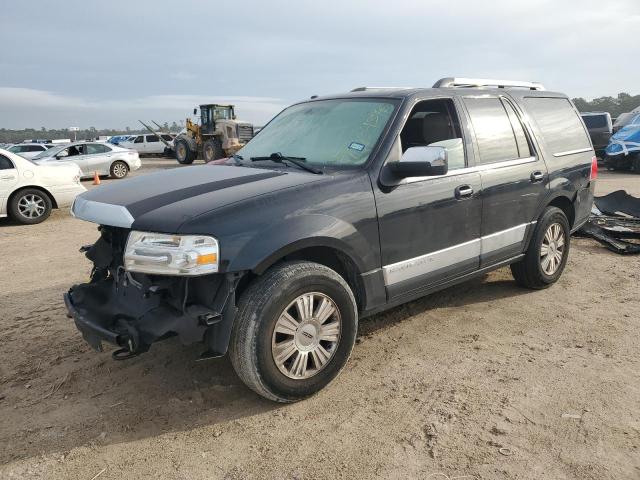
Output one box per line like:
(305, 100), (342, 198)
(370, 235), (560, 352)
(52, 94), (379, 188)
(124, 231), (219, 276)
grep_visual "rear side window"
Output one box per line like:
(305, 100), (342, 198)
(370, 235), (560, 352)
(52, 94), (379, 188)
(146, 135), (159, 143)
(582, 115), (608, 129)
(523, 97), (591, 155)
(86, 144), (109, 154)
(161, 134), (173, 141)
(0, 154), (15, 170)
(463, 97), (520, 164)
(27, 145), (45, 152)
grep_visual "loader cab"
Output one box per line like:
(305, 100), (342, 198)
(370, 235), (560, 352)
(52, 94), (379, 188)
(199, 104), (236, 135)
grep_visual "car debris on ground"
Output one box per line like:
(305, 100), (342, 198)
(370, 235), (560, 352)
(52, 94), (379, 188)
(577, 189), (640, 254)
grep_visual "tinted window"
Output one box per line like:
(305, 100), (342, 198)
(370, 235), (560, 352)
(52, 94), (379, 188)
(146, 135), (159, 143)
(502, 100), (532, 158)
(523, 98), (591, 155)
(582, 115), (608, 129)
(86, 143), (109, 154)
(27, 145), (45, 152)
(463, 97), (519, 164)
(134, 136), (143, 143)
(161, 134), (173, 141)
(0, 154), (14, 170)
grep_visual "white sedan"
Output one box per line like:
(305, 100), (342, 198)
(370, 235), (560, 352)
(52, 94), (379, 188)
(7, 143), (58, 159)
(32, 142), (141, 179)
(0, 149), (86, 224)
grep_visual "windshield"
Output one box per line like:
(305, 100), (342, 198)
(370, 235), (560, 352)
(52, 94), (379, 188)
(237, 99), (398, 168)
(33, 145), (65, 159)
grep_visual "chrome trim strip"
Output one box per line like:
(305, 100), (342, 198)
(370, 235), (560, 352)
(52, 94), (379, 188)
(383, 222), (535, 286)
(402, 156), (537, 184)
(383, 238), (481, 286)
(71, 196), (134, 228)
(481, 223), (528, 254)
(553, 147), (592, 158)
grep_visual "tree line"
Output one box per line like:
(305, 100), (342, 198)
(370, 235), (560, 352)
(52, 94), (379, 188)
(572, 92), (640, 118)
(0, 121), (184, 144)
(1, 93), (639, 144)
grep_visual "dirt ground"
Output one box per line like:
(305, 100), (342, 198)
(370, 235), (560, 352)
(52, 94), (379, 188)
(1, 160), (638, 480)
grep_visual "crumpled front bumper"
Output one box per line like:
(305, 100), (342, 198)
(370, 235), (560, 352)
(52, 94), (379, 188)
(64, 272), (239, 358)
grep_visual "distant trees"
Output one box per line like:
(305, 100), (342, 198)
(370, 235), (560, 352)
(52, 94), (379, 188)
(0, 121), (185, 144)
(572, 92), (640, 118)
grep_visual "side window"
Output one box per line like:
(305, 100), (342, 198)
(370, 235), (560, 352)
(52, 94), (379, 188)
(161, 134), (173, 141)
(86, 144), (107, 155)
(502, 100), (532, 158)
(398, 98), (466, 170)
(27, 145), (44, 152)
(522, 97), (591, 155)
(463, 97), (519, 164)
(146, 135), (159, 143)
(0, 154), (15, 170)
(134, 136), (143, 143)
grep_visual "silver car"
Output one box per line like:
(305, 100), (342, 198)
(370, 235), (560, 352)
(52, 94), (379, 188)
(32, 142), (142, 179)
(7, 143), (58, 159)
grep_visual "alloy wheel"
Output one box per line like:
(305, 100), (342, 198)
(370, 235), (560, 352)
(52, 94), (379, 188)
(540, 222), (565, 275)
(113, 163), (128, 178)
(271, 292), (341, 380)
(17, 194), (46, 219)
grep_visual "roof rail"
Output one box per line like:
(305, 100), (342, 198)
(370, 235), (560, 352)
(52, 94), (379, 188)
(433, 77), (545, 91)
(350, 86), (413, 92)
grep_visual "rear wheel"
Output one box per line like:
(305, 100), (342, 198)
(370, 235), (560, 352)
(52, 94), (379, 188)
(9, 188), (52, 225)
(175, 139), (196, 164)
(109, 160), (129, 179)
(203, 138), (224, 162)
(511, 206), (570, 289)
(229, 261), (358, 402)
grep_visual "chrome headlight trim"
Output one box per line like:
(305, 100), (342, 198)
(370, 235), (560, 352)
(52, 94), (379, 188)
(124, 231), (219, 276)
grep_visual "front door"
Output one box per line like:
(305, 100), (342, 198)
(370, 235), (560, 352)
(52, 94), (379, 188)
(375, 98), (483, 300)
(460, 96), (548, 267)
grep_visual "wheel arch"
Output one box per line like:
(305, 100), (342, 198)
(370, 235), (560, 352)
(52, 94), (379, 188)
(8, 185), (58, 209)
(236, 238), (367, 312)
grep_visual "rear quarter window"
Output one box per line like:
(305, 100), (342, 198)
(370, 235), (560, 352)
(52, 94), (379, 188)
(523, 97), (591, 155)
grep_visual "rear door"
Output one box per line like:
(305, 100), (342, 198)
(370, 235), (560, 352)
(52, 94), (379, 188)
(144, 135), (162, 154)
(461, 96), (548, 267)
(85, 143), (112, 174)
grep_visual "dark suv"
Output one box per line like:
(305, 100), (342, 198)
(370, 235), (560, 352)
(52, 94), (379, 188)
(580, 111), (612, 158)
(66, 78), (597, 402)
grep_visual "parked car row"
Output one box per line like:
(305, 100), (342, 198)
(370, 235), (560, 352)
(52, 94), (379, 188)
(0, 149), (86, 224)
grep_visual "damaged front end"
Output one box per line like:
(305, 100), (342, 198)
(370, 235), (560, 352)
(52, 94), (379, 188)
(64, 226), (241, 360)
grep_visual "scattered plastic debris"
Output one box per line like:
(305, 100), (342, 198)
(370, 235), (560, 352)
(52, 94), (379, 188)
(577, 190), (640, 254)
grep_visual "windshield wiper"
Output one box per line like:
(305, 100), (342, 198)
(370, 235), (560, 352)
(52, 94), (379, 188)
(250, 152), (322, 174)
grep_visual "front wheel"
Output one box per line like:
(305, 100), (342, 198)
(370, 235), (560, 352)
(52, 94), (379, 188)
(510, 206), (570, 289)
(175, 139), (196, 164)
(229, 261), (358, 402)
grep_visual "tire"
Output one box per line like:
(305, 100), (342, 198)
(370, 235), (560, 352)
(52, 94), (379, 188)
(109, 160), (129, 179)
(203, 138), (224, 162)
(175, 139), (196, 164)
(9, 188), (52, 225)
(229, 261), (358, 402)
(510, 206), (570, 289)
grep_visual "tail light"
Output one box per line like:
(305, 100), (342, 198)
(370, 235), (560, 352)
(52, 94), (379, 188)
(590, 156), (598, 181)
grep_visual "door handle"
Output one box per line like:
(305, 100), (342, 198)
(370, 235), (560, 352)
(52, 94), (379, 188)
(0, 175), (15, 180)
(455, 185), (473, 199)
(530, 171), (544, 182)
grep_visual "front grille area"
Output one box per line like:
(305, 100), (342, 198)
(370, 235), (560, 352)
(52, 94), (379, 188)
(237, 124), (254, 143)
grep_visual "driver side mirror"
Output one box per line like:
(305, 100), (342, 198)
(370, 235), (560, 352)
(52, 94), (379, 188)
(389, 146), (448, 177)
(193, 108), (198, 115)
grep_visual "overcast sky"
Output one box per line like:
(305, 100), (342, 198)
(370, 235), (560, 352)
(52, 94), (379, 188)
(1, 0), (639, 129)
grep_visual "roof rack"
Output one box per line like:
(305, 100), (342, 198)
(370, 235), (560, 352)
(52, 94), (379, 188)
(433, 77), (545, 91)
(350, 86), (413, 92)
